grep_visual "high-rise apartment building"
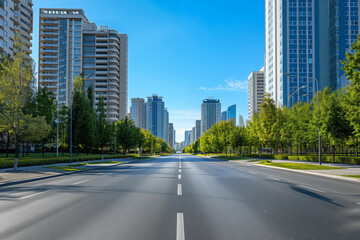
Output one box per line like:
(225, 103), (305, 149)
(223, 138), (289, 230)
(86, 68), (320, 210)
(145, 95), (169, 142)
(227, 104), (236, 123)
(265, 0), (329, 108)
(38, 8), (128, 122)
(130, 98), (146, 128)
(201, 98), (221, 136)
(0, 0), (33, 56)
(248, 67), (265, 119)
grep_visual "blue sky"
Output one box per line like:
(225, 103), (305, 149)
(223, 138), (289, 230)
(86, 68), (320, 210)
(32, 0), (265, 142)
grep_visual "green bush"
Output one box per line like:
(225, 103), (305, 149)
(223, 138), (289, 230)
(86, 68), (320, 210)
(288, 155), (360, 164)
(0, 154), (141, 169)
(242, 153), (275, 159)
(274, 154), (288, 160)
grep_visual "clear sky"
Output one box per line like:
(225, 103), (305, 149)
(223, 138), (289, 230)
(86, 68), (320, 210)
(32, 0), (265, 142)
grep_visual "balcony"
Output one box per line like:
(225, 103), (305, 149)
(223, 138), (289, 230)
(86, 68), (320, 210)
(40, 72), (58, 77)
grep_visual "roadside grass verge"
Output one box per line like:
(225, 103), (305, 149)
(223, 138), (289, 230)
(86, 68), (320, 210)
(259, 160), (344, 170)
(72, 161), (122, 166)
(46, 166), (84, 172)
(341, 175), (360, 178)
(212, 156), (249, 161)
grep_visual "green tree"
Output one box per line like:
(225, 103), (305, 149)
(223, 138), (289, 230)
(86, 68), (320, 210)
(230, 126), (247, 155)
(96, 97), (112, 159)
(342, 35), (360, 156)
(0, 40), (34, 171)
(115, 117), (138, 154)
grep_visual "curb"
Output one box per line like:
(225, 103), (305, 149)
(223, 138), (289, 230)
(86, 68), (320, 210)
(254, 163), (360, 183)
(0, 158), (146, 188)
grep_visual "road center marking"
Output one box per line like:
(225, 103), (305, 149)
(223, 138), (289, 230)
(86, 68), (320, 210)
(19, 190), (52, 200)
(179, 169), (181, 173)
(178, 174), (181, 180)
(299, 185), (325, 193)
(177, 184), (182, 195)
(177, 213), (185, 240)
(249, 171), (257, 175)
(72, 179), (89, 185)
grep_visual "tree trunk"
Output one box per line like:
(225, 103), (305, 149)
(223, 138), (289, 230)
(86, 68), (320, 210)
(6, 132), (10, 158)
(22, 142), (25, 158)
(42, 141), (45, 157)
(101, 146), (104, 161)
(14, 133), (19, 172)
(332, 145), (336, 163)
(356, 138), (358, 158)
(26, 141), (29, 155)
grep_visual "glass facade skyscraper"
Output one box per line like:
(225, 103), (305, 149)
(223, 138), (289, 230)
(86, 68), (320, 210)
(145, 95), (170, 143)
(329, 0), (360, 89)
(265, 0), (329, 108)
(201, 99), (221, 136)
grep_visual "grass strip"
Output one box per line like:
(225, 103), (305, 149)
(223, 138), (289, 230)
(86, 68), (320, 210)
(341, 175), (360, 179)
(259, 160), (344, 170)
(46, 166), (84, 172)
(213, 156), (249, 160)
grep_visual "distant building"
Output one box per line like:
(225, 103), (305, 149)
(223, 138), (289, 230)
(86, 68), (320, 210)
(145, 95), (169, 142)
(195, 120), (201, 140)
(169, 123), (175, 148)
(248, 67), (265, 119)
(221, 111), (227, 121)
(201, 98), (221, 136)
(0, 0), (33, 56)
(164, 109), (169, 144)
(184, 130), (191, 147)
(227, 104), (236, 123)
(130, 98), (146, 128)
(190, 127), (195, 145)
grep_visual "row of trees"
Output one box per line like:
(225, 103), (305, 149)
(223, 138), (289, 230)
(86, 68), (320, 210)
(0, 39), (173, 170)
(184, 35), (360, 161)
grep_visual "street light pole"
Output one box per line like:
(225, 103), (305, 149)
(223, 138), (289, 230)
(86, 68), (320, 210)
(284, 73), (322, 165)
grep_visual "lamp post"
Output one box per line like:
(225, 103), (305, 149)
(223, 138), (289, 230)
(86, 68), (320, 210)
(284, 73), (322, 165)
(69, 73), (94, 163)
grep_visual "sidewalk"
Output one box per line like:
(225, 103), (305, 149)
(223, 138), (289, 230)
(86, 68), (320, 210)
(232, 158), (360, 183)
(0, 158), (135, 186)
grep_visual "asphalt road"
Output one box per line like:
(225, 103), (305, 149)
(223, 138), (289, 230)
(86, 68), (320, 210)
(0, 154), (359, 240)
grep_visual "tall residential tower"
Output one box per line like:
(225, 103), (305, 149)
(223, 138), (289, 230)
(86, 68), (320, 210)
(0, 0), (33, 56)
(38, 9), (128, 122)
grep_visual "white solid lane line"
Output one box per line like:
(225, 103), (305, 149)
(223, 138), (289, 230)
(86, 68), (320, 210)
(19, 190), (52, 200)
(177, 213), (185, 240)
(178, 174), (181, 180)
(299, 185), (325, 193)
(72, 180), (89, 185)
(268, 176), (281, 181)
(177, 184), (182, 196)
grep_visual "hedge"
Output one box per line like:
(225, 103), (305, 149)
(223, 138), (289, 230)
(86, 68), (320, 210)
(0, 154), (140, 169)
(288, 155), (360, 164)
